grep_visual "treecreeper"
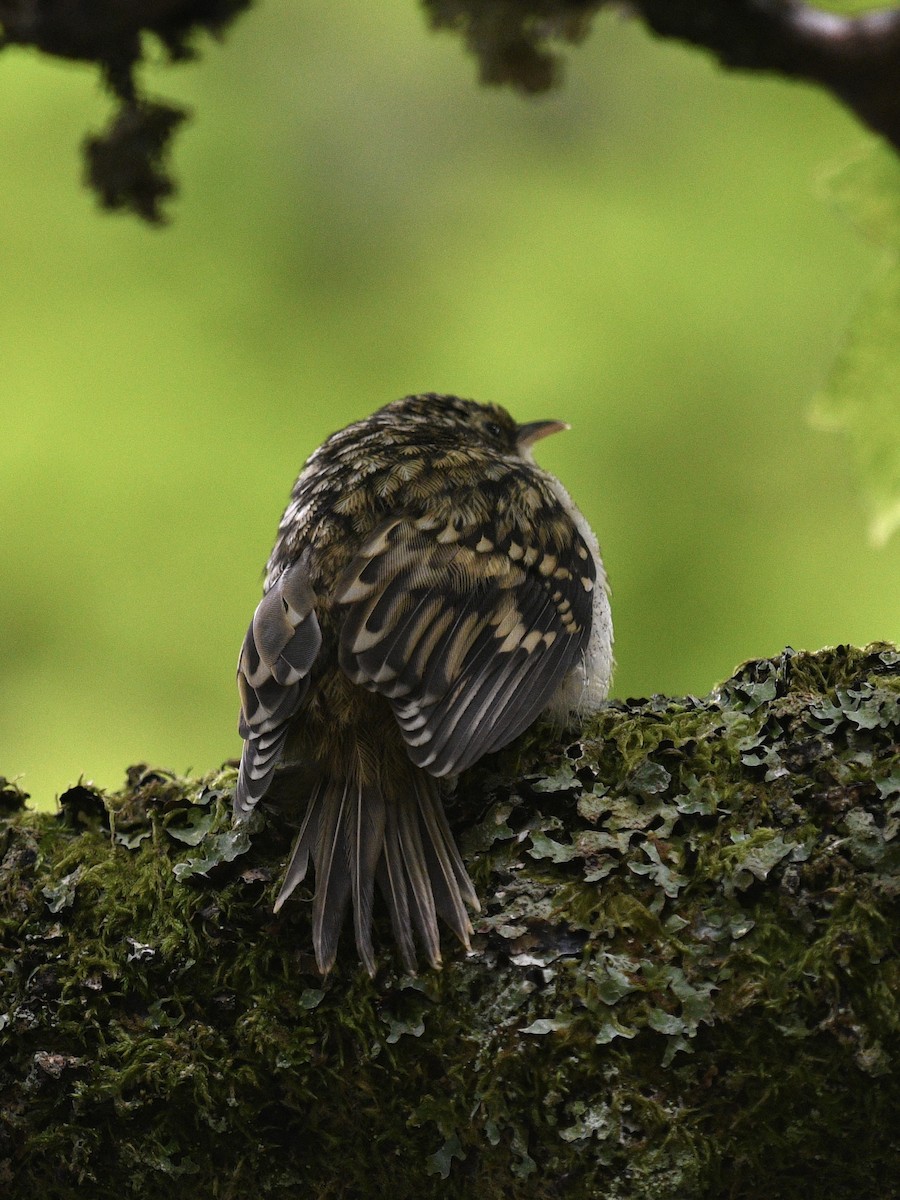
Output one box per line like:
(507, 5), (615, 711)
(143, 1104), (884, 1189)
(233, 393), (614, 974)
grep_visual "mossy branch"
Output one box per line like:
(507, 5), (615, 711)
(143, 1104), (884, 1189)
(1, 644), (899, 1198)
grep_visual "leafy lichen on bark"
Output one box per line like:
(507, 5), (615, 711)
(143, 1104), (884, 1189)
(1, 644), (898, 1197)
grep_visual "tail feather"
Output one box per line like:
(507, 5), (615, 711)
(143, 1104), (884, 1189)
(310, 779), (353, 975)
(420, 834), (473, 950)
(394, 791), (442, 969)
(272, 767), (477, 975)
(415, 774), (479, 945)
(377, 807), (418, 974)
(273, 785), (319, 913)
(349, 783), (386, 976)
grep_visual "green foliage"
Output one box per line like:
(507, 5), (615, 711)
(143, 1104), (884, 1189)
(1, 646), (898, 1198)
(816, 140), (900, 544)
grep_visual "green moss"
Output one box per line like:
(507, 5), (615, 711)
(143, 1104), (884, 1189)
(1, 645), (899, 1198)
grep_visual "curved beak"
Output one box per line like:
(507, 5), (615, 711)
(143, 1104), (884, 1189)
(515, 419), (570, 450)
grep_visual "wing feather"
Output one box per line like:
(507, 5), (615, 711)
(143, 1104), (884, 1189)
(234, 553), (322, 818)
(335, 514), (593, 777)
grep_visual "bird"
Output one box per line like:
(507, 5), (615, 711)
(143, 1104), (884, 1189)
(234, 393), (613, 975)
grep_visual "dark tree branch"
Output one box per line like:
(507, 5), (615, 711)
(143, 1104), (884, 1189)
(425, 0), (900, 149)
(630, 0), (900, 151)
(4, 0), (900, 215)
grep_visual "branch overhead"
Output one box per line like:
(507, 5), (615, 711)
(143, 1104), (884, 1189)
(631, 0), (900, 147)
(425, 0), (900, 149)
(4, 0), (900, 214)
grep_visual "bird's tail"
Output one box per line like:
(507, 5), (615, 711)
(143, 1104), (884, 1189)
(273, 767), (479, 975)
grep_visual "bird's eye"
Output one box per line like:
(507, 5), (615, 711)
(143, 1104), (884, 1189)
(483, 420), (504, 439)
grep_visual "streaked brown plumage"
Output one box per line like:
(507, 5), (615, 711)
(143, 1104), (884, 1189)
(234, 393), (613, 975)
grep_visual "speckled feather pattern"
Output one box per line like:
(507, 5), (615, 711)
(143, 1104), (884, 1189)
(235, 394), (613, 974)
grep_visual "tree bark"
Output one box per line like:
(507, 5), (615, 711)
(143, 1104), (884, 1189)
(1, 643), (898, 1198)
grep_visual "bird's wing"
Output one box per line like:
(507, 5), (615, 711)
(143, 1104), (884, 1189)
(234, 551), (322, 817)
(335, 513), (595, 777)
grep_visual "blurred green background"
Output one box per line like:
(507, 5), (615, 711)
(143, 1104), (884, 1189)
(1, 1), (897, 808)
